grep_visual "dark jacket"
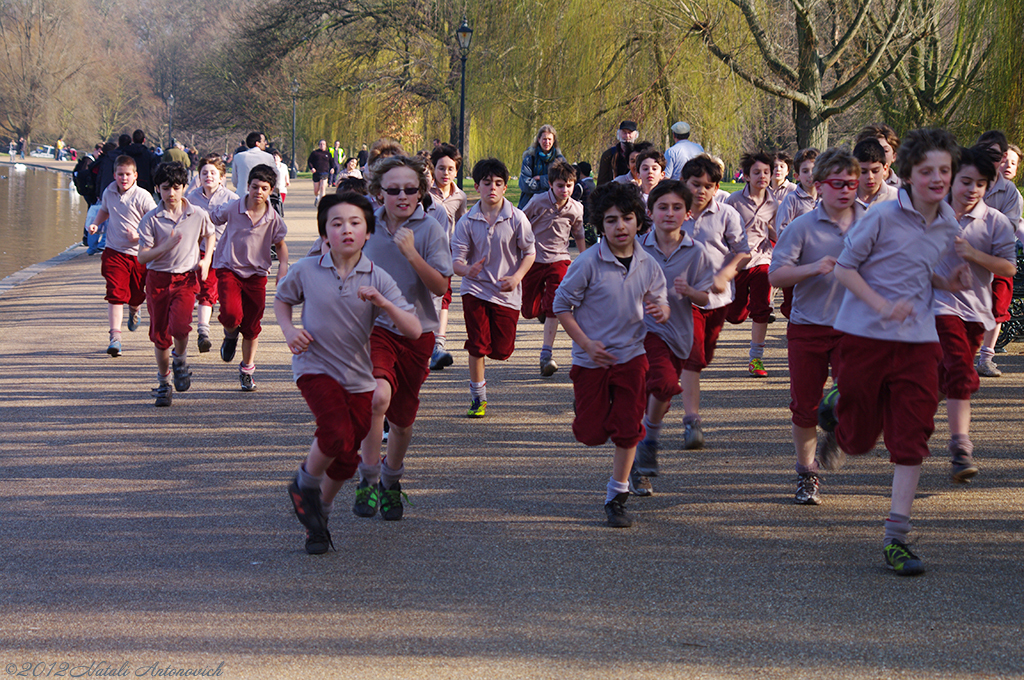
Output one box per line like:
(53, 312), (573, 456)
(124, 143), (159, 192)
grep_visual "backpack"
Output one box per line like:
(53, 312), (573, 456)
(72, 156), (97, 204)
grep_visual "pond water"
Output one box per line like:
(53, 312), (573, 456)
(0, 164), (86, 281)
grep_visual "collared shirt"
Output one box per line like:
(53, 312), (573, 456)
(725, 184), (777, 269)
(522, 189), (585, 263)
(366, 205), (452, 334)
(768, 180), (798, 203)
(664, 139), (704, 180)
(210, 197), (288, 277)
(185, 185), (235, 242)
(451, 198), (536, 310)
(770, 202), (865, 327)
(984, 175), (1024, 238)
(637, 230), (715, 359)
(231, 147), (276, 195)
(885, 171), (902, 188)
(834, 189), (959, 342)
(933, 201), (1016, 330)
(553, 239), (667, 369)
(428, 184), (468, 235)
(855, 182), (899, 210)
(613, 172), (639, 185)
(682, 199), (749, 309)
(775, 185), (817, 233)
(138, 198), (215, 273)
(99, 182), (157, 256)
(275, 252), (413, 393)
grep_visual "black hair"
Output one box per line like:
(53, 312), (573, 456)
(118, 133), (131, 147)
(853, 138), (887, 165)
(153, 162), (189, 188)
(247, 163), (278, 187)
(647, 179), (692, 213)
(895, 128), (960, 182)
(472, 158), (509, 184)
(740, 151), (774, 175)
(589, 182), (646, 234)
(245, 131), (263, 149)
(681, 156), (723, 184)
(576, 161), (592, 177)
(335, 177), (368, 195)
(773, 150), (793, 172)
(317, 192), (376, 237)
(976, 130), (1009, 155)
(132, 129), (145, 144)
(957, 145), (997, 187)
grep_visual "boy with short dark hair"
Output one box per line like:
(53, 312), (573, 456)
(279, 193), (421, 554)
(553, 182), (669, 527)
(614, 141), (654, 185)
(209, 163), (289, 391)
(634, 148), (666, 203)
(854, 139), (898, 208)
(769, 150), (797, 201)
(137, 162), (216, 407)
(87, 155), (157, 356)
(775, 147), (820, 319)
(521, 158), (586, 376)
(451, 158), (536, 417)
(818, 128), (968, 576)
(856, 123), (901, 187)
(428, 143), (468, 371)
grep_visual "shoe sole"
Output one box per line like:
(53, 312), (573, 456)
(951, 467), (979, 483)
(107, 345), (121, 357)
(540, 364), (558, 377)
(430, 354), (454, 371)
(794, 495), (821, 505)
(197, 337), (212, 353)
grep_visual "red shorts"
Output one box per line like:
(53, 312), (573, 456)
(296, 374), (373, 482)
(726, 265), (772, 324)
(992, 275), (1013, 322)
(786, 323), (843, 428)
(521, 260), (570, 319)
(780, 286), (794, 319)
(682, 306), (728, 372)
(462, 295), (519, 360)
(570, 354), (648, 449)
(145, 270), (199, 350)
(441, 281), (453, 311)
(936, 315), (984, 400)
(833, 335), (941, 466)
(101, 248), (147, 307)
(370, 327), (434, 428)
(216, 269), (267, 340)
(196, 253), (218, 307)
(644, 332), (684, 404)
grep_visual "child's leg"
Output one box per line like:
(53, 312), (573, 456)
(947, 399), (970, 439)
(359, 378), (393, 469)
(680, 370), (700, 418)
(793, 425), (817, 470)
(241, 338), (258, 366)
(108, 303), (124, 332)
(154, 345), (172, 376)
(612, 445), (635, 485)
(542, 316), (559, 349)
(198, 305), (213, 331)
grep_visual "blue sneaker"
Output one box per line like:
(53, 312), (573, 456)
(127, 307), (141, 332)
(107, 337), (122, 357)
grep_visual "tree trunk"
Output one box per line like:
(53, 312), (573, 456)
(793, 101), (829, 150)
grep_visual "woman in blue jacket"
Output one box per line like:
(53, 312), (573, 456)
(518, 125), (565, 208)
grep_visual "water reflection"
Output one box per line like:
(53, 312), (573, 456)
(0, 165), (86, 280)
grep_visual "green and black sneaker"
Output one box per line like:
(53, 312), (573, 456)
(883, 540), (925, 576)
(378, 481), (410, 521)
(352, 478), (380, 518)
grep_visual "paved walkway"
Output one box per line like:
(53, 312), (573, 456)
(1, 172), (1022, 679)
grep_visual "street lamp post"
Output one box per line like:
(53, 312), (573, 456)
(290, 79), (299, 179)
(167, 94), (174, 150)
(456, 17), (473, 189)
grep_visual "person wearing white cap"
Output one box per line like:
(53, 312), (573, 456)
(664, 122), (705, 180)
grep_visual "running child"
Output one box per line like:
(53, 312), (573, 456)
(553, 181), (669, 527)
(677, 156), (751, 448)
(632, 181), (716, 494)
(775, 148), (820, 318)
(724, 151), (777, 377)
(767, 148), (863, 505)
(521, 158), (586, 377)
(185, 154), (235, 353)
(769, 150), (797, 202)
(279, 193), (421, 554)
(817, 128), (968, 576)
(934, 145), (1016, 482)
(451, 158), (536, 418)
(855, 123), (901, 187)
(209, 164), (289, 391)
(427, 143), (468, 369)
(854, 139), (898, 209)
(635, 148), (667, 204)
(87, 155), (157, 356)
(137, 162), (216, 407)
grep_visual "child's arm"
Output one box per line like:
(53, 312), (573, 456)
(674, 276), (710, 307)
(953, 237), (1017, 277)
(358, 286), (422, 338)
(274, 298), (315, 355)
(393, 227), (450, 296)
(713, 252), (751, 294)
(834, 264), (913, 321)
(572, 213), (587, 254)
(556, 311), (616, 367)
(931, 264), (972, 292)
(453, 257), (486, 278)
(274, 240), (289, 283)
(769, 256), (837, 288)
(499, 252), (535, 292)
(87, 208), (109, 233)
(137, 230), (183, 265)
(199, 234), (215, 281)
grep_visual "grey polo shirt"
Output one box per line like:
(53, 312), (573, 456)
(138, 198), (215, 273)
(185, 185), (235, 241)
(365, 205), (453, 334)
(725, 184), (777, 268)
(683, 199), (750, 309)
(769, 180), (798, 203)
(275, 252), (413, 393)
(428, 185), (468, 235)
(834, 189), (959, 342)
(775, 185), (817, 232)
(933, 201), (1016, 330)
(637, 230), (715, 359)
(855, 182), (898, 210)
(770, 202), (865, 327)
(210, 197), (288, 277)
(984, 175), (1024, 235)
(553, 239), (668, 369)
(522, 190), (585, 264)
(451, 199), (536, 310)
(99, 183), (157, 256)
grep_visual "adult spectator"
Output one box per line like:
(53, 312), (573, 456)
(231, 131), (275, 195)
(597, 121), (638, 185)
(307, 139), (333, 206)
(164, 139), (191, 168)
(518, 124), (565, 208)
(356, 143), (369, 167)
(125, 129), (161, 192)
(663, 121), (704, 180)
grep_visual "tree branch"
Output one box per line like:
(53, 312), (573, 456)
(726, 0), (798, 83)
(822, 0), (875, 70)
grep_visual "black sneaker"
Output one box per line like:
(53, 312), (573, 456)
(221, 335), (238, 362)
(635, 440), (659, 476)
(287, 475), (326, 533)
(152, 382), (172, 407)
(305, 525), (335, 555)
(172, 358), (192, 392)
(604, 492), (633, 528)
(683, 421), (704, 450)
(817, 386), (839, 431)
(794, 472), (821, 505)
(816, 430), (847, 472)
(950, 449), (979, 483)
(352, 479), (380, 517)
(883, 540), (925, 576)
(240, 372), (257, 391)
(197, 333), (212, 353)
(628, 465), (653, 496)
(378, 480), (409, 521)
